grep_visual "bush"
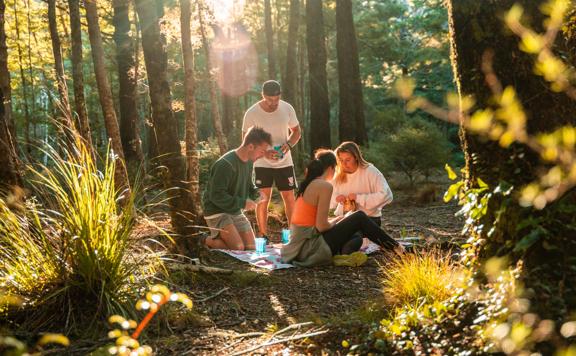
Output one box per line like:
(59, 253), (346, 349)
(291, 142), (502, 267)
(0, 141), (161, 332)
(380, 249), (462, 308)
(369, 118), (451, 185)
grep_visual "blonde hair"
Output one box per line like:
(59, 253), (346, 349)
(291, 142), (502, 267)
(334, 141), (370, 184)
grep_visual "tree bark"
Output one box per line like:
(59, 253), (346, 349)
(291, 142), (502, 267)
(197, 2), (227, 154)
(336, 0), (366, 145)
(48, 0), (75, 143)
(134, 0), (195, 242)
(306, 0), (331, 152)
(264, 0), (276, 79)
(180, 0), (202, 225)
(113, 0), (144, 172)
(447, 0), (576, 316)
(85, 0), (131, 194)
(0, 0), (21, 189)
(68, 0), (93, 150)
(12, 0), (32, 157)
(283, 0), (299, 107)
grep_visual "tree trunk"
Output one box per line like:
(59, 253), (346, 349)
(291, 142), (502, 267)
(134, 0), (195, 243)
(0, 0), (21, 189)
(197, 2), (227, 154)
(113, 0), (144, 173)
(68, 0), (94, 150)
(85, 0), (131, 194)
(264, 0), (276, 79)
(25, 0), (36, 149)
(68, 0), (91, 140)
(283, 0), (299, 107)
(48, 0), (75, 142)
(12, 0), (32, 157)
(306, 0), (331, 152)
(336, 0), (366, 145)
(180, 0), (202, 226)
(447, 0), (576, 316)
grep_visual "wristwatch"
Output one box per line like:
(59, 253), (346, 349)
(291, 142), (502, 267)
(287, 141), (293, 149)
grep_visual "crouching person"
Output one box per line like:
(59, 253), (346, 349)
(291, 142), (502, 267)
(202, 127), (272, 250)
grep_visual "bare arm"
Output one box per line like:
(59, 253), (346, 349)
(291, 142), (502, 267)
(280, 125), (302, 154)
(314, 182), (334, 233)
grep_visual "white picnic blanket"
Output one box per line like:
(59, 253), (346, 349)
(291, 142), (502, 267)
(216, 238), (382, 270)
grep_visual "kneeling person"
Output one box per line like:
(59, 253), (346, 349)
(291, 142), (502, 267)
(202, 127), (272, 250)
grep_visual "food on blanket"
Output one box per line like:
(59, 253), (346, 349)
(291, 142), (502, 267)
(343, 198), (357, 214)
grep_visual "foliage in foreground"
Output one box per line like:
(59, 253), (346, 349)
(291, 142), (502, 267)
(0, 141), (162, 332)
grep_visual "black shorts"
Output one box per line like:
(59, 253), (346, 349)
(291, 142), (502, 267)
(254, 166), (297, 191)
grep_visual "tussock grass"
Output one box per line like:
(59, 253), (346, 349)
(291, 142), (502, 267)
(380, 249), (463, 308)
(0, 141), (162, 332)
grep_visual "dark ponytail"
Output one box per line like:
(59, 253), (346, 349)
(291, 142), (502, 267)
(297, 149), (337, 197)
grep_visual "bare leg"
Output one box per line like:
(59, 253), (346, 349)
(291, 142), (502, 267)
(205, 223), (245, 250)
(280, 189), (296, 225)
(239, 229), (256, 250)
(256, 187), (272, 235)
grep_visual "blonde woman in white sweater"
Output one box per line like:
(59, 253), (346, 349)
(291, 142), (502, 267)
(331, 141), (393, 231)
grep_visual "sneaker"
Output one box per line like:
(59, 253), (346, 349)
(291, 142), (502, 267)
(333, 251), (368, 267)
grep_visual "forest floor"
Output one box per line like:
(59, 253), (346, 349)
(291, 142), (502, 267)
(140, 176), (464, 355)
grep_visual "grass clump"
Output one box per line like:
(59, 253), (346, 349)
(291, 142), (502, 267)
(381, 249), (462, 307)
(0, 141), (160, 332)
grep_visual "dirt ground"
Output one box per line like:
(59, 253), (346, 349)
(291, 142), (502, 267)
(144, 179), (464, 355)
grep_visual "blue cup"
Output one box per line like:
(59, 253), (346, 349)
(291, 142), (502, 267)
(273, 145), (284, 159)
(281, 229), (291, 244)
(255, 237), (267, 254)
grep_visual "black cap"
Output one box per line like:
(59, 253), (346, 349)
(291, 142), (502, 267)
(262, 80), (281, 96)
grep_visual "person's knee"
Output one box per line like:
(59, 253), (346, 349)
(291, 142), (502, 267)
(351, 210), (367, 220)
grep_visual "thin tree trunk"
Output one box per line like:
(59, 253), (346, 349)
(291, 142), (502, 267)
(0, 0), (21, 188)
(264, 0), (276, 79)
(12, 0), (31, 156)
(180, 0), (202, 225)
(306, 0), (331, 152)
(68, 0), (93, 150)
(197, 1), (227, 154)
(25, 0), (36, 148)
(134, 0), (195, 243)
(336, 0), (366, 145)
(85, 0), (131, 194)
(283, 0), (299, 107)
(113, 0), (144, 173)
(48, 0), (75, 143)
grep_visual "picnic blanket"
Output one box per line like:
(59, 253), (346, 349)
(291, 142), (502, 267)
(216, 238), (384, 270)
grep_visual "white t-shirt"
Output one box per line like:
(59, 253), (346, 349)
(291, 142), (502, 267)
(242, 100), (299, 168)
(330, 164), (393, 218)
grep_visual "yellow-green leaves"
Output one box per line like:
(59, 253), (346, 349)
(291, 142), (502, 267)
(395, 77), (416, 99)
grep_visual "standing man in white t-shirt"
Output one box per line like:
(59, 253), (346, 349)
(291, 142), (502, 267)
(242, 80), (301, 239)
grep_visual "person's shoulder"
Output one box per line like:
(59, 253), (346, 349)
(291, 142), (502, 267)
(311, 179), (333, 192)
(365, 163), (383, 174)
(279, 100), (296, 111)
(244, 102), (262, 115)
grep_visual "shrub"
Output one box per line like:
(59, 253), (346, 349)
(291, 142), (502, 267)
(380, 249), (462, 308)
(0, 140), (161, 331)
(374, 118), (451, 185)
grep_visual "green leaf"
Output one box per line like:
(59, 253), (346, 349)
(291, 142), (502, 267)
(513, 228), (543, 252)
(444, 181), (463, 202)
(445, 163), (457, 180)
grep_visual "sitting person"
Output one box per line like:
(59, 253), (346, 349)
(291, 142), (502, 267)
(202, 127), (272, 250)
(281, 149), (403, 267)
(331, 141), (393, 226)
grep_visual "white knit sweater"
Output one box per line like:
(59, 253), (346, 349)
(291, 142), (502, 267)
(330, 164), (393, 218)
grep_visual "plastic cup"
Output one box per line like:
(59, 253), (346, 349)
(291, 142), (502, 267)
(255, 237), (267, 254)
(281, 229), (291, 244)
(273, 145), (284, 159)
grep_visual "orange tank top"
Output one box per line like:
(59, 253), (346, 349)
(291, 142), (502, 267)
(291, 197), (317, 227)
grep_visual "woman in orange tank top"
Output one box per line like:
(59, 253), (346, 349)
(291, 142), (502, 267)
(282, 150), (403, 266)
